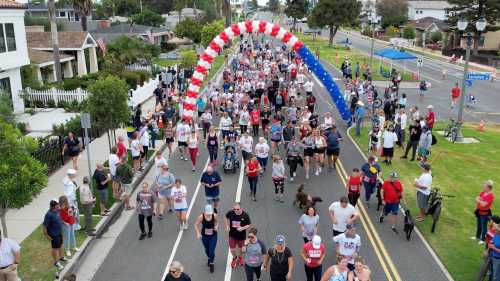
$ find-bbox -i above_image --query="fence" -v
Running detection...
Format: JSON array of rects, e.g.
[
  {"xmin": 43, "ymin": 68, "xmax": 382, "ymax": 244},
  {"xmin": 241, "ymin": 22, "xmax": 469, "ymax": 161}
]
[
  {"xmin": 125, "ymin": 63, "xmax": 152, "ymax": 72},
  {"xmin": 24, "ymin": 87, "xmax": 89, "ymax": 105}
]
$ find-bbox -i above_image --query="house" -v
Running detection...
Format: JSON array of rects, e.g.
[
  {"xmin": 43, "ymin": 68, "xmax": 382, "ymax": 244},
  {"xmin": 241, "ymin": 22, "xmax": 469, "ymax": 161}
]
[
  {"xmin": 90, "ymin": 23, "xmax": 172, "ymax": 46},
  {"xmin": 163, "ymin": 8, "xmax": 206, "ymax": 29},
  {"xmin": 0, "ymin": 0, "xmax": 30, "ymax": 113},
  {"xmin": 407, "ymin": 17, "xmax": 449, "ymax": 47},
  {"xmin": 25, "ymin": 1, "xmax": 80, "ymax": 22},
  {"xmin": 408, "ymin": 1, "xmax": 452, "ymax": 21},
  {"xmin": 26, "ymin": 31, "xmax": 98, "ymax": 80}
]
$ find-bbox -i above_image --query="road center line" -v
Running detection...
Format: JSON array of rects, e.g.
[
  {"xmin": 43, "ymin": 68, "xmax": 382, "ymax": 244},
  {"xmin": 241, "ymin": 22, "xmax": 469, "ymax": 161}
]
[
  {"xmin": 160, "ymin": 157, "xmax": 210, "ymax": 281},
  {"xmin": 311, "ymin": 73, "xmax": 325, "ymax": 88},
  {"xmin": 223, "ymin": 158, "xmax": 245, "ymax": 281}
]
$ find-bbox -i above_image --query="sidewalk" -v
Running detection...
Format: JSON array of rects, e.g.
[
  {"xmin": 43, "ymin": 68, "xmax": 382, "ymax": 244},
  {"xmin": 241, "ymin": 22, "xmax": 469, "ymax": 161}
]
[{"xmin": 7, "ymin": 90, "xmax": 157, "ymax": 243}]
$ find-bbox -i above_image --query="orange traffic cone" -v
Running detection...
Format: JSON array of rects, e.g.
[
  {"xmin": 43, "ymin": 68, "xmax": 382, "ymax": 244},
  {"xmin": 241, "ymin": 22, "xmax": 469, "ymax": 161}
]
[{"xmin": 477, "ymin": 120, "xmax": 485, "ymax": 132}]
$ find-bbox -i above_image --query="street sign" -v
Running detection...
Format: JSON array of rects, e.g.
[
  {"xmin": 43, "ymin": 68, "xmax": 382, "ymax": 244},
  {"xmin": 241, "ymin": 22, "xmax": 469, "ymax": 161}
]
[
  {"xmin": 465, "ymin": 79, "xmax": 473, "ymax": 87},
  {"xmin": 467, "ymin": 72, "xmax": 491, "ymax": 81},
  {"xmin": 417, "ymin": 58, "xmax": 423, "ymax": 67},
  {"xmin": 80, "ymin": 113, "xmax": 91, "ymax": 129}
]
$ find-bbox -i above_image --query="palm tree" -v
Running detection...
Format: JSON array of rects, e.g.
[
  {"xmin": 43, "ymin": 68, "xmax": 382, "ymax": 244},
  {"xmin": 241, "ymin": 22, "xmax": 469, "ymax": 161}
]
[
  {"xmin": 48, "ymin": 0, "xmax": 62, "ymax": 82},
  {"xmin": 72, "ymin": 0, "xmax": 92, "ymax": 31}
]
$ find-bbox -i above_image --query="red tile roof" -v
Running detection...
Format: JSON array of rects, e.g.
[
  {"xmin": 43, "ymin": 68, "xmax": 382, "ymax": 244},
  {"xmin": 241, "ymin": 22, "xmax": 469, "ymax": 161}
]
[{"xmin": 0, "ymin": 0, "xmax": 26, "ymax": 9}]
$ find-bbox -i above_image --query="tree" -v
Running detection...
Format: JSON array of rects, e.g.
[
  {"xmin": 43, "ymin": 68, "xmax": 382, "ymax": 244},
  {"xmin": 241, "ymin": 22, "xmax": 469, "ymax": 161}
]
[
  {"xmin": 0, "ymin": 92, "xmax": 14, "ymax": 124},
  {"xmin": 143, "ymin": 0, "xmax": 174, "ymax": 14},
  {"xmin": 267, "ymin": 0, "xmax": 281, "ymax": 13},
  {"xmin": 201, "ymin": 19, "xmax": 225, "ymax": 47},
  {"xmin": 430, "ymin": 31, "xmax": 443, "ymax": 43},
  {"xmin": 131, "ymin": 9, "xmax": 164, "ymax": 27},
  {"xmin": 106, "ymin": 36, "xmax": 160, "ymax": 65},
  {"xmin": 93, "ymin": 0, "xmax": 141, "ymax": 18},
  {"xmin": 249, "ymin": 0, "xmax": 258, "ymax": 10},
  {"xmin": 180, "ymin": 49, "xmax": 198, "ymax": 68},
  {"xmin": 87, "ymin": 76, "xmax": 130, "ymax": 146},
  {"xmin": 0, "ymin": 119, "xmax": 48, "ymax": 237},
  {"xmin": 72, "ymin": 0, "xmax": 92, "ymax": 31},
  {"xmin": 309, "ymin": 0, "xmax": 361, "ymax": 46},
  {"xmin": 376, "ymin": 0, "xmax": 408, "ymax": 28},
  {"xmin": 285, "ymin": 0, "xmax": 309, "ymax": 31},
  {"xmin": 402, "ymin": 25, "xmax": 416, "ymax": 39},
  {"xmin": 175, "ymin": 17, "xmax": 202, "ymax": 43},
  {"xmin": 385, "ymin": 25, "xmax": 398, "ymax": 37},
  {"xmin": 48, "ymin": 0, "xmax": 62, "ymax": 82},
  {"xmin": 446, "ymin": 0, "xmax": 500, "ymax": 55}
]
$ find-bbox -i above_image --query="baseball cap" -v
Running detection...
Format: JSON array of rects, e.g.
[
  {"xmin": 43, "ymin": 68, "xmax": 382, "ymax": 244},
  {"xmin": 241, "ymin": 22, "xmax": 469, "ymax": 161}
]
[
  {"xmin": 312, "ymin": 235, "xmax": 321, "ymax": 249},
  {"xmin": 389, "ymin": 171, "xmax": 398, "ymax": 178},
  {"xmin": 50, "ymin": 199, "xmax": 59, "ymax": 208},
  {"xmin": 427, "ymin": 105, "xmax": 434, "ymax": 109},
  {"xmin": 204, "ymin": 204, "xmax": 214, "ymax": 215},
  {"xmin": 275, "ymin": 234, "xmax": 286, "ymax": 245}
]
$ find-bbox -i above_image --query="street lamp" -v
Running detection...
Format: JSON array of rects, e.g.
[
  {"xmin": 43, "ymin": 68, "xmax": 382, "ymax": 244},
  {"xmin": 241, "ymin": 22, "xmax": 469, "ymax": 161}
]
[
  {"xmin": 456, "ymin": 17, "xmax": 486, "ymax": 140},
  {"xmin": 369, "ymin": 14, "xmax": 381, "ymax": 71}
]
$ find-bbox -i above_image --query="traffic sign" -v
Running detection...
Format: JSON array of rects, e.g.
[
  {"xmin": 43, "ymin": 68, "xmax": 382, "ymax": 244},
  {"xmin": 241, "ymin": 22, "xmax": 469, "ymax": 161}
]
[
  {"xmin": 80, "ymin": 113, "xmax": 91, "ymax": 129},
  {"xmin": 465, "ymin": 79, "xmax": 473, "ymax": 87},
  {"xmin": 467, "ymin": 72, "xmax": 491, "ymax": 81},
  {"xmin": 417, "ymin": 58, "xmax": 423, "ymax": 67}
]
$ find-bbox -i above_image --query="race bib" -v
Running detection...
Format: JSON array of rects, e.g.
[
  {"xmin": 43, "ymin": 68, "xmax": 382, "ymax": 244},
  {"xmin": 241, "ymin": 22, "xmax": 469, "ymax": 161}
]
[
  {"xmin": 232, "ymin": 220, "xmax": 241, "ymax": 228},
  {"xmin": 204, "ymin": 228, "xmax": 214, "ymax": 235},
  {"xmin": 308, "ymin": 249, "xmax": 321, "ymax": 258},
  {"xmin": 248, "ymin": 256, "xmax": 259, "ymax": 263}
]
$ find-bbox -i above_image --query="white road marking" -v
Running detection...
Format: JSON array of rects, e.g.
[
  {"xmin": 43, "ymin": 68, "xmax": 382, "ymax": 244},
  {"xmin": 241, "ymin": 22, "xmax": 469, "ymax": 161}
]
[
  {"xmin": 223, "ymin": 158, "xmax": 245, "ymax": 281},
  {"xmin": 311, "ymin": 73, "xmax": 325, "ymax": 87},
  {"xmin": 160, "ymin": 157, "xmax": 210, "ymax": 281}
]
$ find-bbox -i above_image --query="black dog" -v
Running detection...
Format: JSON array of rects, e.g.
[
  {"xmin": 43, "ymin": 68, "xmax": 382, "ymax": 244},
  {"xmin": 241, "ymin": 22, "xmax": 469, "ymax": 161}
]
[
  {"xmin": 376, "ymin": 180, "xmax": 384, "ymax": 211},
  {"xmin": 403, "ymin": 208, "xmax": 415, "ymax": 241},
  {"xmin": 293, "ymin": 184, "xmax": 323, "ymax": 209}
]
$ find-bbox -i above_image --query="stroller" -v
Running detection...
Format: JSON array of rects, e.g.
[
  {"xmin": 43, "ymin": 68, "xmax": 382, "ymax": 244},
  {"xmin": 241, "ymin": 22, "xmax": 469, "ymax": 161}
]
[{"xmin": 223, "ymin": 143, "xmax": 239, "ymax": 173}]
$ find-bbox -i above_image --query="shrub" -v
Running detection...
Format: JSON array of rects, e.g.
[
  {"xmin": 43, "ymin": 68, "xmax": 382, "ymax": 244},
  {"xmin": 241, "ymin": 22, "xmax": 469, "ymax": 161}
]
[
  {"xmin": 59, "ymin": 78, "xmax": 87, "ymax": 91},
  {"xmin": 120, "ymin": 71, "xmax": 141, "ymax": 90},
  {"xmin": 46, "ymin": 99, "xmax": 56, "ymax": 108},
  {"xmin": 430, "ymin": 31, "xmax": 442, "ymax": 43},
  {"xmin": 385, "ymin": 25, "xmax": 399, "ymax": 37},
  {"xmin": 402, "ymin": 26, "xmax": 416, "ymax": 39}
]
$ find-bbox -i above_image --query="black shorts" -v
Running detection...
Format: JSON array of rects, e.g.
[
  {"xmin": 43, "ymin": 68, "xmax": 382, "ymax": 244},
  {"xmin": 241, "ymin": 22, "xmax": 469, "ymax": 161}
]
[
  {"xmin": 178, "ymin": 141, "xmax": 188, "ymax": 147},
  {"xmin": 165, "ymin": 137, "xmax": 174, "ymax": 143},
  {"xmin": 383, "ymin": 147, "xmax": 394, "ymax": 157},
  {"xmin": 50, "ymin": 234, "xmax": 63, "ymax": 249},
  {"xmin": 132, "ymin": 155, "xmax": 140, "ymax": 160},
  {"xmin": 326, "ymin": 148, "xmax": 340, "ymax": 156},
  {"xmin": 304, "ymin": 148, "xmax": 314, "ymax": 157},
  {"xmin": 141, "ymin": 146, "xmax": 148, "ymax": 157},
  {"xmin": 314, "ymin": 148, "xmax": 325, "ymax": 154}
]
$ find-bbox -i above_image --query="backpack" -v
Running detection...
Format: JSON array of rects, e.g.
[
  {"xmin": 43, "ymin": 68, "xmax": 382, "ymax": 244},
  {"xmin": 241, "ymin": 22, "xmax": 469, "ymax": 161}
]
[{"xmin": 431, "ymin": 134, "xmax": 437, "ymax": 145}]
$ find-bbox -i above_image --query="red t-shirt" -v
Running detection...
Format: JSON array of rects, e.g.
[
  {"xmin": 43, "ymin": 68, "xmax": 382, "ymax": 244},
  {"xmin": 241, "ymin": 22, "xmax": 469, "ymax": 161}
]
[
  {"xmin": 291, "ymin": 68, "xmax": 297, "ymax": 78},
  {"xmin": 451, "ymin": 87, "xmax": 461, "ymax": 98},
  {"xmin": 477, "ymin": 191, "xmax": 494, "ymax": 211},
  {"xmin": 303, "ymin": 242, "xmax": 325, "ymax": 267},
  {"xmin": 247, "ymin": 160, "xmax": 259, "ymax": 177},
  {"xmin": 117, "ymin": 142, "xmax": 127, "ymax": 158},
  {"xmin": 382, "ymin": 180, "xmax": 403, "ymax": 204},
  {"xmin": 348, "ymin": 176, "xmax": 362, "ymax": 194},
  {"xmin": 250, "ymin": 110, "xmax": 260, "ymax": 125},
  {"xmin": 426, "ymin": 111, "xmax": 435, "ymax": 129},
  {"xmin": 60, "ymin": 208, "xmax": 76, "ymax": 225}
]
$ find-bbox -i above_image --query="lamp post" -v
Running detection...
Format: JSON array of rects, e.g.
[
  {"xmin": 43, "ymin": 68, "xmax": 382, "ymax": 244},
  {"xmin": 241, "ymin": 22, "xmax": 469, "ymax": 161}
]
[
  {"xmin": 369, "ymin": 14, "xmax": 381, "ymax": 71},
  {"xmin": 456, "ymin": 17, "xmax": 486, "ymax": 140}
]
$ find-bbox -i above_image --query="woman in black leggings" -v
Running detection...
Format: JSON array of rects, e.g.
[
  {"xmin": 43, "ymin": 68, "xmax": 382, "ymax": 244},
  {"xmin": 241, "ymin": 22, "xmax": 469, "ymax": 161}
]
[
  {"xmin": 136, "ymin": 182, "xmax": 155, "ymax": 240},
  {"xmin": 206, "ymin": 126, "xmax": 218, "ymax": 164}
]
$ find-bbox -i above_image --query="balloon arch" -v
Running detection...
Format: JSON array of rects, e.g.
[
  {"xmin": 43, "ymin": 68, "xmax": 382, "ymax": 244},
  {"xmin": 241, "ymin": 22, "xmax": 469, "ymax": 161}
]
[{"xmin": 183, "ymin": 20, "xmax": 352, "ymax": 124}]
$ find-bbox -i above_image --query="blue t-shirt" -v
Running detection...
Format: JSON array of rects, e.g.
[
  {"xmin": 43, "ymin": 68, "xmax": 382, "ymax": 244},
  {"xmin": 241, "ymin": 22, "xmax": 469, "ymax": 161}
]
[
  {"xmin": 43, "ymin": 210, "xmax": 63, "ymax": 237},
  {"xmin": 492, "ymin": 234, "xmax": 500, "ymax": 258},
  {"xmin": 361, "ymin": 162, "xmax": 381, "ymax": 181},
  {"xmin": 201, "ymin": 171, "xmax": 222, "ymax": 197}
]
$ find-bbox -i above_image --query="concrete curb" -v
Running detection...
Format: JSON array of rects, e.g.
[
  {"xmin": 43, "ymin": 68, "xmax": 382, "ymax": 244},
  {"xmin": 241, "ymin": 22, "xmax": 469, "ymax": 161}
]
[
  {"xmin": 344, "ymin": 125, "xmax": 455, "ymax": 281},
  {"xmin": 58, "ymin": 142, "xmax": 167, "ymax": 279}
]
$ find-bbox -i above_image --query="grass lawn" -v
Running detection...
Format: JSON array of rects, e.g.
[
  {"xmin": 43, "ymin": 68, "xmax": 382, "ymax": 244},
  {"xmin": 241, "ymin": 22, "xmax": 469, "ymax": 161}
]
[
  {"xmin": 298, "ymin": 34, "xmax": 417, "ymax": 82},
  {"xmin": 350, "ymin": 122, "xmax": 500, "ymax": 281},
  {"xmin": 152, "ymin": 58, "xmax": 179, "ymax": 67},
  {"xmin": 18, "ymin": 217, "xmax": 100, "ymax": 281}
]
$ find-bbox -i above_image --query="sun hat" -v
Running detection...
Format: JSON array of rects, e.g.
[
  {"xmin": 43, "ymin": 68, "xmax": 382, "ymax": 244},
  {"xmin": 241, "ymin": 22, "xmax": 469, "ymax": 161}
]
[{"xmin": 312, "ymin": 235, "xmax": 322, "ymax": 249}]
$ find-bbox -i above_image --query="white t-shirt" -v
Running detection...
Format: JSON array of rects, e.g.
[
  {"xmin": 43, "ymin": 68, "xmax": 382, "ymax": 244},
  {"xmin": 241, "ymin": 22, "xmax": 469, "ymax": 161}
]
[
  {"xmin": 329, "ymin": 202, "xmax": 356, "ymax": 232},
  {"xmin": 333, "ymin": 233, "xmax": 361, "ymax": 264},
  {"xmin": 239, "ymin": 111, "xmax": 250, "ymax": 125},
  {"xmin": 255, "ymin": 142, "xmax": 270, "ymax": 158},
  {"xmin": 297, "ymin": 73, "xmax": 305, "ymax": 84},
  {"xmin": 416, "ymin": 172, "xmax": 433, "ymax": 195},
  {"xmin": 0, "ymin": 238, "xmax": 20, "ymax": 267},
  {"xmin": 108, "ymin": 153, "xmax": 119, "ymax": 176},
  {"xmin": 304, "ymin": 81, "xmax": 313, "ymax": 92},
  {"xmin": 220, "ymin": 117, "xmax": 233, "ymax": 131},
  {"xmin": 188, "ymin": 135, "xmax": 198, "ymax": 149},
  {"xmin": 154, "ymin": 156, "xmax": 167, "ymax": 177},
  {"xmin": 201, "ymin": 112, "xmax": 212, "ymax": 124},
  {"xmin": 382, "ymin": 131, "xmax": 398, "ymax": 148},
  {"xmin": 176, "ymin": 124, "xmax": 191, "ymax": 142},
  {"xmin": 171, "ymin": 185, "xmax": 188, "ymax": 210},
  {"xmin": 396, "ymin": 113, "xmax": 408, "ymax": 129},
  {"xmin": 239, "ymin": 136, "xmax": 253, "ymax": 152},
  {"xmin": 130, "ymin": 139, "xmax": 141, "ymax": 157},
  {"xmin": 140, "ymin": 130, "xmax": 149, "ymax": 146}
]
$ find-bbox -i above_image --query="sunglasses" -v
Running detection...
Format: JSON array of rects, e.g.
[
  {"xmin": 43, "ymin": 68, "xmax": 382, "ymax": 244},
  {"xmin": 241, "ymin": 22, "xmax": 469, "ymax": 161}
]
[
  {"xmin": 170, "ymin": 270, "xmax": 179, "ymax": 274},
  {"xmin": 233, "ymin": 208, "xmax": 241, "ymax": 211}
]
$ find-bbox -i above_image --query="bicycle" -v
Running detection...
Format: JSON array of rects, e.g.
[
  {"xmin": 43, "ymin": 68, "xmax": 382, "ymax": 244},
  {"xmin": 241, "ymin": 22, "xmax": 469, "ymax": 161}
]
[
  {"xmin": 443, "ymin": 118, "xmax": 461, "ymax": 143},
  {"xmin": 426, "ymin": 187, "xmax": 455, "ymax": 233}
]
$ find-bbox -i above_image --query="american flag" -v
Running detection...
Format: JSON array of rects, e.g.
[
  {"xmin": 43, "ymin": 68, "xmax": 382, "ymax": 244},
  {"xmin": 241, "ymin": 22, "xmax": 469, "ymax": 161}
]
[
  {"xmin": 96, "ymin": 37, "xmax": 107, "ymax": 55},
  {"xmin": 146, "ymin": 29, "xmax": 154, "ymax": 44}
]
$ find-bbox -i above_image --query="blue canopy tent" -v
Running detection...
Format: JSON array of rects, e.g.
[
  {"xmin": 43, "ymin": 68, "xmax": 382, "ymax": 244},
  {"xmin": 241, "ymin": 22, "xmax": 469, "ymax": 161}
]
[{"xmin": 374, "ymin": 48, "xmax": 417, "ymax": 78}]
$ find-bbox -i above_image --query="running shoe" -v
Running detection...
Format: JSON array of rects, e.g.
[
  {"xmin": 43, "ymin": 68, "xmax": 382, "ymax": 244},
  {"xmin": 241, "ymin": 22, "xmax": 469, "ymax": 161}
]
[
  {"xmin": 55, "ymin": 261, "xmax": 64, "ymax": 270},
  {"xmin": 209, "ymin": 263, "xmax": 214, "ymax": 273},
  {"xmin": 231, "ymin": 257, "xmax": 238, "ymax": 268},
  {"xmin": 239, "ymin": 256, "xmax": 244, "ymax": 266}
]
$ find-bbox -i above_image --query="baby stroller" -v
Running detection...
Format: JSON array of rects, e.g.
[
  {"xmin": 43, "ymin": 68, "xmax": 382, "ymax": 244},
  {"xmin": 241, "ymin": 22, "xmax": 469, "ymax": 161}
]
[{"xmin": 223, "ymin": 143, "xmax": 239, "ymax": 173}]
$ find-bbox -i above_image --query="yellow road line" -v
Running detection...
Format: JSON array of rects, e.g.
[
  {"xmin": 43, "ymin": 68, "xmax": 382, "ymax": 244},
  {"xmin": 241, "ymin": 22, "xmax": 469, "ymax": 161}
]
[
  {"xmin": 337, "ymin": 160, "xmax": 403, "ymax": 281},
  {"xmin": 335, "ymin": 164, "xmax": 395, "ymax": 281}
]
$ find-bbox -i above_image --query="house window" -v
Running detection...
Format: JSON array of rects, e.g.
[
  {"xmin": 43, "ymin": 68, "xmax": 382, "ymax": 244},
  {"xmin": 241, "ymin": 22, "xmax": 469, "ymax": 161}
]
[
  {"xmin": 5, "ymin": 23, "xmax": 16, "ymax": 52},
  {"xmin": 0, "ymin": 77, "xmax": 11, "ymax": 95},
  {"xmin": 0, "ymin": 24, "xmax": 5, "ymax": 53},
  {"xmin": 59, "ymin": 11, "xmax": 66, "ymax": 18}
]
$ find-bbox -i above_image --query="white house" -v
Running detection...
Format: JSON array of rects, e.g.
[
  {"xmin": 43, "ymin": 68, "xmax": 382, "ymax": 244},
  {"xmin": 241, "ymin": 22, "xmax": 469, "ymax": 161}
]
[
  {"xmin": 408, "ymin": 1, "xmax": 453, "ymax": 21},
  {"xmin": 0, "ymin": 0, "xmax": 29, "ymax": 113},
  {"xmin": 163, "ymin": 8, "xmax": 206, "ymax": 29}
]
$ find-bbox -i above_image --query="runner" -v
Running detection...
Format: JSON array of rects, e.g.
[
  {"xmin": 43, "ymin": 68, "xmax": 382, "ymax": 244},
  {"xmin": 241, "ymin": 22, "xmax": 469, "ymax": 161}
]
[
  {"xmin": 313, "ymin": 129, "xmax": 326, "ymax": 176},
  {"xmin": 176, "ymin": 119, "xmax": 191, "ymax": 161},
  {"xmin": 263, "ymin": 234, "xmax": 294, "ymax": 281},
  {"xmin": 171, "ymin": 179, "xmax": 188, "ymax": 230},
  {"xmin": 136, "ymin": 182, "xmax": 155, "ymax": 240},
  {"xmin": 154, "ymin": 151, "xmax": 168, "ymax": 177},
  {"xmin": 206, "ymin": 126, "xmax": 219, "ymax": 164},
  {"xmin": 200, "ymin": 165, "xmax": 223, "ymax": 213},
  {"xmin": 164, "ymin": 121, "xmax": 175, "ymax": 157},
  {"xmin": 320, "ymin": 255, "xmax": 349, "ymax": 281},
  {"xmin": 271, "ymin": 155, "xmax": 286, "ymax": 202},
  {"xmin": 194, "ymin": 205, "xmax": 218, "ymax": 273},
  {"xmin": 239, "ymin": 105, "xmax": 251, "ymax": 134},
  {"xmin": 303, "ymin": 131, "xmax": 315, "ymax": 180},
  {"xmin": 301, "ymin": 235, "xmax": 325, "ymax": 281},
  {"xmin": 255, "ymin": 137, "xmax": 270, "ymax": 173},
  {"xmin": 200, "ymin": 108, "xmax": 213, "ymax": 140},
  {"xmin": 155, "ymin": 164, "xmax": 176, "ymax": 220},
  {"xmin": 250, "ymin": 107, "xmax": 261, "ymax": 137},
  {"xmin": 246, "ymin": 154, "xmax": 262, "ymax": 201},
  {"xmin": 225, "ymin": 203, "xmax": 252, "ymax": 268},
  {"xmin": 346, "ymin": 168, "xmax": 362, "ymax": 206},
  {"xmin": 187, "ymin": 130, "xmax": 199, "ymax": 171},
  {"xmin": 299, "ymin": 206, "xmax": 320, "ymax": 243},
  {"xmin": 239, "ymin": 130, "xmax": 254, "ymax": 162},
  {"xmin": 380, "ymin": 172, "xmax": 404, "ymax": 233},
  {"xmin": 360, "ymin": 156, "xmax": 381, "ymax": 204},
  {"xmin": 270, "ymin": 118, "xmax": 283, "ymax": 153},
  {"xmin": 286, "ymin": 136, "xmax": 303, "ymax": 182},
  {"xmin": 329, "ymin": 196, "xmax": 358, "ymax": 237},
  {"xmin": 242, "ymin": 228, "xmax": 266, "ymax": 281},
  {"xmin": 333, "ymin": 225, "xmax": 361, "ymax": 271}
]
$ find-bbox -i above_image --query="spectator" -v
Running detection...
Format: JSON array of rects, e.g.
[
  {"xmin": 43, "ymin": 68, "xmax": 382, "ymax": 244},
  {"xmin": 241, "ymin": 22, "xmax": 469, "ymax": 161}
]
[
  {"xmin": 321, "ymin": 255, "xmax": 349, "ymax": 281},
  {"xmin": 59, "ymin": 195, "xmax": 78, "ymax": 257},
  {"xmin": 417, "ymin": 126, "xmax": 433, "ymax": 162},
  {"xmin": 116, "ymin": 136, "xmax": 127, "ymax": 159},
  {"xmin": 380, "ymin": 172, "xmax": 403, "ymax": 233},
  {"xmin": 301, "ymin": 235, "xmax": 325, "ymax": 281},
  {"xmin": 333, "ymin": 225, "xmax": 361, "ymax": 271},
  {"xmin": 0, "ymin": 229, "xmax": 21, "ymax": 281},
  {"xmin": 164, "ymin": 261, "xmax": 192, "ymax": 281},
  {"xmin": 62, "ymin": 169, "xmax": 78, "ymax": 207},
  {"xmin": 361, "ymin": 156, "xmax": 381, "ymax": 204},
  {"xmin": 349, "ymin": 257, "xmax": 371, "ymax": 281},
  {"xmin": 394, "ymin": 108, "xmax": 407, "ymax": 147},
  {"xmin": 425, "ymin": 105, "xmax": 435, "ymax": 130},
  {"xmin": 93, "ymin": 163, "xmax": 111, "ymax": 216},
  {"xmin": 242, "ymin": 228, "xmax": 267, "ymax": 281},
  {"xmin": 61, "ymin": 131, "xmax": 80, "ymax": 170},
  {"xmin": 116, "ymin": 156, "xmax": 135, "ymax": 210},
  {"xmin": 79, "ymin": 176, "xmax": 96, "ymax": 236},
  {"xmin": 354, "ymin": 101, "xmax": 365, "ymax": 136},
  {"xmin": 401, "ymin": 119, "xmax": 422, "ymax": 161},
  {"xmin": 263, "ymin": 234, "xmax": 294, "ymax": 281},
  {"xmin": 414, "ymin": 163, "xmax": 433, "ymax": 222},
  {"xmin": 472, "ymin": 180, "xmax": 495, "ymax": 244},
  {"xmin": 109, "ymin": 146, "xmax": 121, "ymax": 200},
  {"xmin": 43, "ymin": 200, "xmax": 67, "ymax": 271},
  {"xmin": 329, "ymin": 196, "xmax": 358, "ymax": 237},
  {"xmin": 382, "ymin": 124, "xmax": 398, "ymax": 165}
]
